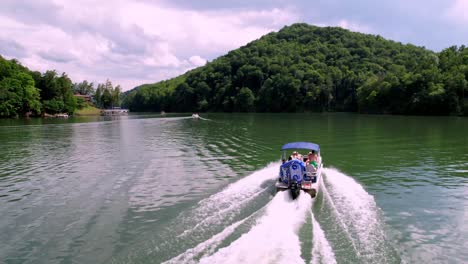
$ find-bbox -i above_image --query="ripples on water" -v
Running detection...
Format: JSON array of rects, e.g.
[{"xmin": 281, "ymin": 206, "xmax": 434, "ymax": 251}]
[
  {"xmin": 0, "ymin": 115, "xmax": 273, "ymax": 263},
  {"xmin": 0, "ymin": 113, "xmax": 467, "ymax": 263}
]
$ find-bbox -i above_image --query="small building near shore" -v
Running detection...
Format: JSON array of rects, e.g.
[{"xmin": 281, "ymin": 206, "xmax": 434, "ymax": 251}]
[{"xmin": 74, "ymin": 94, "xmax": 92, "ymax": 102}]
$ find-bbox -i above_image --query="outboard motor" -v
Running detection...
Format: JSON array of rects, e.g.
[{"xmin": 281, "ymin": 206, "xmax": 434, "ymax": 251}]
[{"xmin": 289, "ymin": 180, "xmax": 301, "ymax": 199}]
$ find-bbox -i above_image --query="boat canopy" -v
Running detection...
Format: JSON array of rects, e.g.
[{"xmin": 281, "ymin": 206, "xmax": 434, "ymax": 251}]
[{"xmin": 280, "ymin": 142, "xmax": 320, "ymax": 152}]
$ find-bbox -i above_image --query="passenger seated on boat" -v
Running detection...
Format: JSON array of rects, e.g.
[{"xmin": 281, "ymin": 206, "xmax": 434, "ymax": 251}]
[
  {"xmin": 308, "ymin": 150, "xmax": 318, "ymax": 161},
  {"xmin": 292, "ymin": 151, "xmax": 303, "ymax": 160},
  {"xmin": 292, "ymin": 151, "xmax": 298, "ymax": 159},
  {"xmin": 308, "ymin": 151, "xmax": 319, "ymax": 168}
]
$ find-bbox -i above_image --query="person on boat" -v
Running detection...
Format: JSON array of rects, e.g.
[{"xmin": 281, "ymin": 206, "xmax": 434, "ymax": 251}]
[
  {"xmin": 308, "ymin": 151, "xmax": 319, "ymax": 168},
  {"xmin": 292, "ymin": 151, "xmax": 303, "ymax": 160},
  {"xmin": 291, "ymin": 151, "xmax": 298, "ymax": 159}
]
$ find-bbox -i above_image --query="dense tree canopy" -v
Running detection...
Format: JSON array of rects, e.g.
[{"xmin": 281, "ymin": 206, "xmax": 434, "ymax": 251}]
[
  {"xmin": 0, "ymin": 55, "xmax": 123, "ymax": 117},
  {"xmin": 73, "ymin": 80, "xmax": 94, "ymax": 96},
  {"xmin": 0, "ymin": 58, "xmax": 41, "ymax": 117},
  {"xmin": 123, "ymin": 23, "xmax": 468, "ymax": 115},
  {"xmin": 95, "ymin": 80, "xmax": 121, "ymax": 109}
]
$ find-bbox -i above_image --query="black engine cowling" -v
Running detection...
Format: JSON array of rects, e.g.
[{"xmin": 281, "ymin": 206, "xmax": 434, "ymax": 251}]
[{"xmin": 289, "ymin": 181, "xmax": 301, "ymax": 200}]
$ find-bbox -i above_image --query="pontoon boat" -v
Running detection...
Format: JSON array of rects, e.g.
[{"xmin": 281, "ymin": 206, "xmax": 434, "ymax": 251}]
[{"xmin": 275, "ymin": 142, "xmax": 322, "ymax": 199}]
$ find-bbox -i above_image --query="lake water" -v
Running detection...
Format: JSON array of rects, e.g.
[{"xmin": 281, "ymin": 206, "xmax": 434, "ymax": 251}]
[{"xmin": 0, "ymin": 113, "xmax": 467, "ymax": 264}]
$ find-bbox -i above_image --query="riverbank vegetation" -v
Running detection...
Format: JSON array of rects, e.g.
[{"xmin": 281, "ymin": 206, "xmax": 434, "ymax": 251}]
[
  {"xmin": 0, "ymin": 56, "xmax": 122, "ymax": 117},
  {"xmin": 75, "ymin": 104, "xmax": 101, "ymax": 116},
  {"xmin": 124, "ymin": 23, "xmax": 468, "ymax": 115}
]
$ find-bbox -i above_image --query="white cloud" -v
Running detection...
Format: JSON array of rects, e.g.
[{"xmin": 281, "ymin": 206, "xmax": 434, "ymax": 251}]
[
  {"xmin": 337, "ymin": 19, "xmax": 373, "ymax": 34},
  {"xmin": 445, "ymin": 0, "xmax": 468, "ymax": 25},
  {"xmin": 119, "ymin": 3, "xmax": 298, "ymax": 55},
  {"xmin": 189, "ymin": 56, "xmax": 207, "ymax": 67},
  {"xmin": 0, "ymin": 0, "xmax": 299, "ymax": 90}
]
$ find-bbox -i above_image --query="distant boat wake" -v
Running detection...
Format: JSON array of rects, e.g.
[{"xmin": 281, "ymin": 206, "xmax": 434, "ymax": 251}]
[
  {"xmin": 193, "ymin": 115, "xmax": 210, "ymax": 121},
  {"xmin": 162, "ymin": 165, "xmax": 399, "ymax": 264},
  {"xmin": 183, "ymin": 114, "xmax": 210, "ymax": 121}
]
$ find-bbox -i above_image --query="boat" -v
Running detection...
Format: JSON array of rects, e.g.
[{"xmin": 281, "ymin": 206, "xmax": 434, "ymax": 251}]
[
  {"xmin": 275, "ymin": 142, "xmax": 323, "ymax": 199},
  {"xmin": 192, "ymin": 113, "xmax": 200, "ymax": 119},
  {"xmin": 100, "ymin": 107, "xmax": 129, "ymax": 116},
  {"xmin": 55, "ymin": 113, "xmax": 69, "ymax": 118}
]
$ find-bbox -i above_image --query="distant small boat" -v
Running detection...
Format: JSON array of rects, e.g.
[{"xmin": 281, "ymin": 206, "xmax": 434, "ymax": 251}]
[
  {"xmin": 100, "ymin": 107, "xmax": 129, "ymax": 116},
  {"xmin": 55, "ymin": 113, "xmax": 69, "ymax": 118},
  {"xmin": 192, "ymin": 113, "xmax": 200, "ymax": 119}
]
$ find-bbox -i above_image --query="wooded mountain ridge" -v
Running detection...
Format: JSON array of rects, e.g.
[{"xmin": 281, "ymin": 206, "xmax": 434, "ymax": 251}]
[{"xmin": 124, "ymin": 23, "xmax": 468, "ymax": 115}]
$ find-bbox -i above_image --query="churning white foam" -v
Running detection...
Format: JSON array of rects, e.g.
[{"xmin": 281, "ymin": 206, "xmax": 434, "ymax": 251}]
[
  {"xmin": 163, "ymin": 218, "xmax": 248, "ymax": 264},
  {"xmin": 176, "ymin": 162, "xmax": 280, "ymax": 238},
  {"xmin": 321, "ymin": 167, "xmax": 391, "ymax": 263},
  {"xmin": 310, "ymin": 211, "xmax": 337, "ymax": 264},
  {"xmin": 197, "ymin": 191, "xmax": 312, "ymax": 264},
  {"xmin": 165, "ymin": 165, "xmax": 394, "ymax": 264}
]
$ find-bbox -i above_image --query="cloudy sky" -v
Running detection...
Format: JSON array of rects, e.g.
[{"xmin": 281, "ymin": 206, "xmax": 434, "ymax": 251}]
[{"xmin": 0, "ymin": 0, "xmax": 467, "ymax": 91}]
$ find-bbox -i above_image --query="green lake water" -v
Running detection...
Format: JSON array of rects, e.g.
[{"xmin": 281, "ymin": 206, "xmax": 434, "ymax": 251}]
[{"xmin": 0, "ymin": 113, "xmax": 467, "ymax": 263}]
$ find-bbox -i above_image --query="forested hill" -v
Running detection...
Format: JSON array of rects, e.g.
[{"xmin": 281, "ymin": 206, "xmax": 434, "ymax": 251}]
[
  {"xmin": 0, "ymin": 56, "xmax": 123, "ymax": 118},
  {"xmin": 124, "ymin": 23, "xmax": 468, "ymax": 115}
]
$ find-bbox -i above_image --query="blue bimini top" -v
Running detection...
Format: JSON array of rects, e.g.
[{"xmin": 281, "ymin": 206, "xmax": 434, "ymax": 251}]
[{"xmin": 280, "ymin": 142, "xmax": 320, "ymax": 152}]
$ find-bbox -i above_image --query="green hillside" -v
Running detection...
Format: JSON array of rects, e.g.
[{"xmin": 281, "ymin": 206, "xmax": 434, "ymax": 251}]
[
  {"xmin": 0, "ymin": 56, "xmax": 82, "ymax": 117},
  {"xmin": 0, "ymin": 56, "xmax": 124, "ymax": 118},
  {"xmin": 124, "ymin": 23, "xmax": 468, "ymax": 115}
]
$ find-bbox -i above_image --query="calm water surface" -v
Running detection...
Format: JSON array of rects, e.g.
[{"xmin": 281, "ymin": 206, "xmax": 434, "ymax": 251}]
[{"xmin": 0, "ymin": 113, "xmax": 467, "ymax": 263}]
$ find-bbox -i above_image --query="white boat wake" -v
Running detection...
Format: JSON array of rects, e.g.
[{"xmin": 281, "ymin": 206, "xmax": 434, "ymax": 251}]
[
  {"xmin": 163, "ymin": 166, "xmax": 397, "ymax": 264},
  {"xmin": 320, "ymin": 168, "xmax": 399, "ymax": 263},
  {"xmin": 175, "ymin": 162, "xmax": 279, "ymax": 239},
  {"xmin": 198, "ymin": 191, "xmax": 311, "ymax": 264},
  {"xmin": 165, "ymin": 191, "xmax": 313, "ymax": 264},
  {"xmin": 311, "ymin": 211, "xmax": 337, "ymax": 264}
]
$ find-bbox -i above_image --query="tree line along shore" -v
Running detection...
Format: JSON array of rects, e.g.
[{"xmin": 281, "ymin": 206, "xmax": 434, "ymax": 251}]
[{"xmin": 0, "ymin": 56, "xmax": 122, "ymax": 118}]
